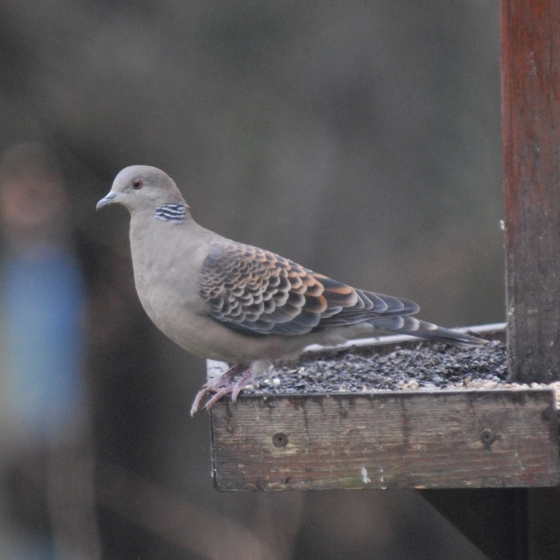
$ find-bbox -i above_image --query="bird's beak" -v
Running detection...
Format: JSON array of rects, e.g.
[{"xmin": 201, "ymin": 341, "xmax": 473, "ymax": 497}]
[{"xmin": 96, "ymin": 192, "xmax": 118, "ymax": 210}]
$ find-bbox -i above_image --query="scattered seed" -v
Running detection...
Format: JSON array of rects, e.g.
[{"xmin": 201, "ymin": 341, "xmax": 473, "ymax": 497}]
[{"xmin": 238, "ymin": 339, "xmax": 558, "ymax": 407}]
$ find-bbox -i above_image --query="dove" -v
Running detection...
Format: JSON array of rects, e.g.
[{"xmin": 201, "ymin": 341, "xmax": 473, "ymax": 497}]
[{"xmin": 97, "ymin": 165, "xmax": 487, "ymax": 414}]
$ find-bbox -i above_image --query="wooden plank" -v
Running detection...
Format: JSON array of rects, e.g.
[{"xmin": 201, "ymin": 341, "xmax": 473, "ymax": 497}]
[
  {"xmin": 211, "ymin": 390, "xmax": 559, "ymax": 491},
  {"xmin": 502, "ymin": 0, "xmax": 560, "ymax": 384}
]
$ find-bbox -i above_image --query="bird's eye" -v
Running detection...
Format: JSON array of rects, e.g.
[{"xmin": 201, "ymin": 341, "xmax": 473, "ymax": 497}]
[{"xmin": 132, "ymin": 179, "xmax": 143, "ymax": 190}]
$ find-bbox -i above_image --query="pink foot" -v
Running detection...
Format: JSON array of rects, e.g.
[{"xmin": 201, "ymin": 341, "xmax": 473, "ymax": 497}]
[
  {"xmin": 190, "ymin": 364, "xmax": 252, "ymax": 415},
  {"xmin": 204, "ymin": 369, "xmax": 255, "ymax": 410}
]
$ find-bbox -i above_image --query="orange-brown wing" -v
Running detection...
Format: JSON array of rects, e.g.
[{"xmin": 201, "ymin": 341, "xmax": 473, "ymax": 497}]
[{"xmin": 198, "ymin": 241, "xmax": 419, "ymax": 336}]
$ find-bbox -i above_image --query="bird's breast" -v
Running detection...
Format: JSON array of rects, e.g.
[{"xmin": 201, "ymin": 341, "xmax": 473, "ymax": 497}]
[{"xmin": 129, "ymin": 219, "xmax": 208, "ymax": 328}]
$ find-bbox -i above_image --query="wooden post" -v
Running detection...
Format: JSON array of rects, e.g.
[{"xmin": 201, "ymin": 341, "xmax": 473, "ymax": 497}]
[{"xmin": 502, "ymin": 0, "xmax": 560, "ymax": 384}]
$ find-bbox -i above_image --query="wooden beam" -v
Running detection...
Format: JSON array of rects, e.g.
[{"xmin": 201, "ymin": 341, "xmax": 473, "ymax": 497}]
[
  {"xmin": 421, "ymin": 488, "xmax": 527, "ymax": 560},
  {"xmin": 210, "ymin": 390, "xmax": 558, "ymax": 491},
  {"xmin": 502, "ymin": 0, "xmax": 560, "ymax": 384},
  {"xmin": 420, "ymin": 486, "xmax": 560, "ymax": 560}
]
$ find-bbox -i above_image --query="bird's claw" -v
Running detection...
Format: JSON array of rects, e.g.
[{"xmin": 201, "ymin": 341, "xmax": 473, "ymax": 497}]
[
  {"xmin": 190, "ymin": 365, "xmax": 252, "ymax": 415},
  {"xmin": 203, "ymin": 387, "xmax": 233, "ymax": 411}
]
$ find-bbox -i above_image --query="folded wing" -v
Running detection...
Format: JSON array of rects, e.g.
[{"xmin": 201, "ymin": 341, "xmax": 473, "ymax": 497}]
[{"xmin": 198, "ymin": 241, "xmax": 420, "ymax": 337}]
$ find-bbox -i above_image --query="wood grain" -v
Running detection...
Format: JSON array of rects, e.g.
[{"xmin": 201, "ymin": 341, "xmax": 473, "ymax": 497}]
[
  {"xmin": 211, "ymin": 389, "xmax": 559, "ymax": 491},
  {"xmin": 502, "ymin": 0, "xmax": 560, "ymax": 383}
]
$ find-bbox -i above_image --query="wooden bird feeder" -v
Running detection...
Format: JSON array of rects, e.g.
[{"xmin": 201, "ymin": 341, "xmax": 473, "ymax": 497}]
[{"xmin": 208, "ymin": 1, "xmax": 560, "ymax": 558}]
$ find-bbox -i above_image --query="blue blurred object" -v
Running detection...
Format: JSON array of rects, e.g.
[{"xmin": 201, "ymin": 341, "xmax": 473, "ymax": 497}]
[{"xmin": 2, "ymin": 245, "xmax": 86, "ymax": 435}]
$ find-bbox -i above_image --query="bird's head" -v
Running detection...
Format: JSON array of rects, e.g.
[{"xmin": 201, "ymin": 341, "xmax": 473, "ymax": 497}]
[{"xmin": 97, "ymin": 165, "xmax": 187, "ymax": 214}]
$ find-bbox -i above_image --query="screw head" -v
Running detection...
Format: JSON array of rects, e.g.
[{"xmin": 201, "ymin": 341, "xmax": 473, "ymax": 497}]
[
  {"xmin": 272, "ymin": 432, "xmax": 288, "ymax": 447},
  {"xmin": 480, "ymin": 428, "xmax": 496, "ymax": 446}
]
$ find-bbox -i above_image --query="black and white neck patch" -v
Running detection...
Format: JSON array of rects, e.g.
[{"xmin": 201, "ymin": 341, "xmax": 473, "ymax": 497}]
[{"xmin": 154, "ymin": 203, "xmax": 186, "ymax": 222}]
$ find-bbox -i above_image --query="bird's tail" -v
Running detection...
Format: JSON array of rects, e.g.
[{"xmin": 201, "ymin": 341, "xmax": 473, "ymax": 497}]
[{"xmin": 369, "ymin": 316, "xmax": 488, "ymax": 346}]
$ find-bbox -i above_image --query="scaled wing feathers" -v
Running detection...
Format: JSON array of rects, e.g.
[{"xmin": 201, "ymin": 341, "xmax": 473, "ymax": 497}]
[{"xmin": 198, "ymin": 242, "xmax": 419, "ymax": 337}]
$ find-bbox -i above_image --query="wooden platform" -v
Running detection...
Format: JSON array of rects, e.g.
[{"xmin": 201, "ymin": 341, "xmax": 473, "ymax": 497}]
[{"xmin": 211, "ymin": 388, "xmax": 558, "ymax": 491}]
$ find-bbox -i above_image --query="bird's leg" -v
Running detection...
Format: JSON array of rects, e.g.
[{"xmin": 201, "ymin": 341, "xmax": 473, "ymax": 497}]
[{"xmin": 190, "ymin": 364, "xmax": 250, "ymax": 415}]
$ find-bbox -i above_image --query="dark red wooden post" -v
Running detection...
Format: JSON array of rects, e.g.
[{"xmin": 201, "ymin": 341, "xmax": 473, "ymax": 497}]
[{"xmin": 502, "ymin": 0, "xmax": 560, "ymax": 384}]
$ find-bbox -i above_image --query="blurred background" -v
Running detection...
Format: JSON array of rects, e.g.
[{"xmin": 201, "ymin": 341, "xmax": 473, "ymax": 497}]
[{"xmin": 0, "ymin": 0, "xmax": 503, "ymax": 558}]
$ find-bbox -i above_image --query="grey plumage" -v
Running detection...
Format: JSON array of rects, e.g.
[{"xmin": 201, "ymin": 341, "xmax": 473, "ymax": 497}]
[{"xmin": 97, "ymin": 165, "xmax": 487, "ymax": 414}]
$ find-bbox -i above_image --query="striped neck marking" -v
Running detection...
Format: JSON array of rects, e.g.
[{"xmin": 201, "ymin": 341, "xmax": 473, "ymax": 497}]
[{"xmin": 155, "ymin": 203, "xmax": 186, "ymax": 222}]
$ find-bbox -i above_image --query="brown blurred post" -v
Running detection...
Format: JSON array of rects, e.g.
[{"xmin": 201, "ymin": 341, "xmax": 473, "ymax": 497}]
[{"xmin": 502, "ymin": 0, "xmax": 560, "ymax": 384}]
